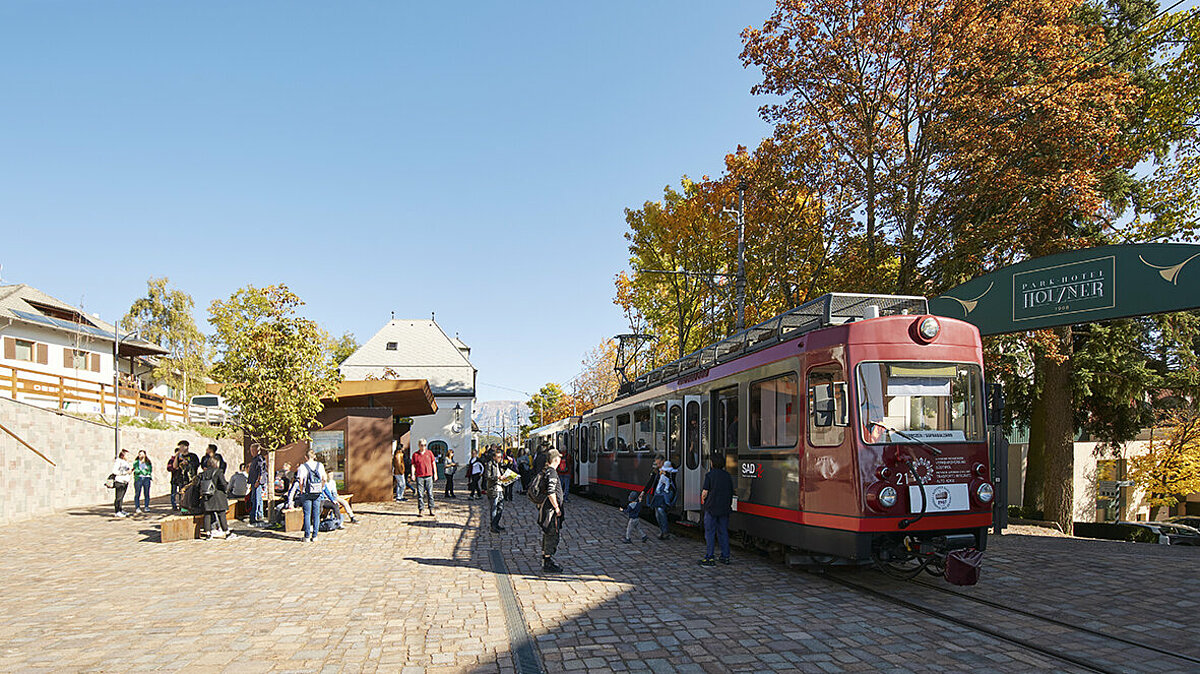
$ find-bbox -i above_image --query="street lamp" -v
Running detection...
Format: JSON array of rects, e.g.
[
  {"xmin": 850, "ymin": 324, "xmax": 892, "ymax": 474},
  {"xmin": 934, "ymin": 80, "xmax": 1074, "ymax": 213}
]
[{"xmin": 112, "ymin": 327, "xmax": 142, "ymax": 458}]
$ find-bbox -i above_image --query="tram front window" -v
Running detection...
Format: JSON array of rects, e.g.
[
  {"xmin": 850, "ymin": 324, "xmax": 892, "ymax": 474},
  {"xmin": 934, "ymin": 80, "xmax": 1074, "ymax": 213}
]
[{"xmin": 856, "ymin": 362, "xmax": 984, "ymax": 444}]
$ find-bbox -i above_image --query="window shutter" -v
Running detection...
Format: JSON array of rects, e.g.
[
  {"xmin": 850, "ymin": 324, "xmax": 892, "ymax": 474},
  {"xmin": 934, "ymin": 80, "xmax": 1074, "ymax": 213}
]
[
  {"xmin": 36, "ymin": 343, "xmax": 48, "ymax": 365},
  {"xmin": 90, "ymin": 354, "xmax": 101, "ymax": 372},
  {"xmin": 64, "ymin": 348, "xmax": 73, "ymax": 368},
  {"xmin": 4, "ymin": 337, "xmax": 15, "ymax": 360}
]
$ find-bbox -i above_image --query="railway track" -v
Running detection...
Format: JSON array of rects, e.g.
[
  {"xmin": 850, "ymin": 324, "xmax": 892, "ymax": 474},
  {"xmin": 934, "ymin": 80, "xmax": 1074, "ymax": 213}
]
[
  {"xmin": 581, "ymin": 490, "xmax": 1197, "ymax": 672},
  {"xmin": 822, "ymin": 571, "xmax": 1200, "ymax": 674}
]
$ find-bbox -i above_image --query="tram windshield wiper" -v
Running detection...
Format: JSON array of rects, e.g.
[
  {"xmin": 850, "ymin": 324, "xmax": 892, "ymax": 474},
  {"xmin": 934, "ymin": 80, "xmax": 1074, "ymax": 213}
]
[{"xmin": 867, "ymin": 422, "xmax": 943, "ymax": 455}]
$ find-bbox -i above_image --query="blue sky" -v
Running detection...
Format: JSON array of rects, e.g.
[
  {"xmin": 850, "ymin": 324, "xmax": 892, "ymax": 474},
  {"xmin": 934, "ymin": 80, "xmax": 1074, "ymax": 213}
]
[{"xmin": 0, "ymin": 1, "xmax": 775, "ymax": 401}]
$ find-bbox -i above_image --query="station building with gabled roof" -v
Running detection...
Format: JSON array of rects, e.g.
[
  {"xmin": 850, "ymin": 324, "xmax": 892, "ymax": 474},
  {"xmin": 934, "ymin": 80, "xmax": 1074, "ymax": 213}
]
[{"xmin": 339, "ymin": 317, "xmax": 477, "ymax": 465}]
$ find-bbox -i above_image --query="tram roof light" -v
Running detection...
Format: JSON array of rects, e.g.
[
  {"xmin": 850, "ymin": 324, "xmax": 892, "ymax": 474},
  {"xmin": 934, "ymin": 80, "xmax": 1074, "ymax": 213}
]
[{"xmin": 918, "ymin": 316, "xmax": 940, "ymax": 341}]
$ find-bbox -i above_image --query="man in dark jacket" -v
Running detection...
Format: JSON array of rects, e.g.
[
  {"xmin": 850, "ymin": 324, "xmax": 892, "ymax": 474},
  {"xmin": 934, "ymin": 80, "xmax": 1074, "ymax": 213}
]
[
  {"xmin": 247, "ymin": 444, "xmax": 268, "ymax": 527},
  {"xmin": 168, "ymin": 441, "xmax": 188, "ymax": 511},
  {"xmin": 539, "ymin": 450, "xmax": 565, "ymax": 572},
  {"xmin": 199, "ymin": 455, "xmax": 235, "ymax": 540},
  {"xmin": 699, "ymin": 452, "xmax": 734, "ymax": 566},
  {"xmin": 205, "ymin": 444, "xmax": 227, "ymax": 473},
  {"xmin": 484, "ymin": 446, "xmax": 506, "ymax": 533}
]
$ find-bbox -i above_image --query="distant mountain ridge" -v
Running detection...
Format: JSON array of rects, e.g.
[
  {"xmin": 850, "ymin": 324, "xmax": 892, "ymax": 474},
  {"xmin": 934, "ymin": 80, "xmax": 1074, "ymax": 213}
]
[{"xmin": 473, "ymin": 400, "xmax": 530, "ymax": 431}]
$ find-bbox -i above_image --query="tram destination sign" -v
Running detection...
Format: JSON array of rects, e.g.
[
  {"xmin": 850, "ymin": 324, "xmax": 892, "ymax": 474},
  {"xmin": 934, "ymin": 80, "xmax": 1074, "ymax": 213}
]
[{"xmin": 930, "ymin": 243, "xmax": 1200, "ymax": 335}]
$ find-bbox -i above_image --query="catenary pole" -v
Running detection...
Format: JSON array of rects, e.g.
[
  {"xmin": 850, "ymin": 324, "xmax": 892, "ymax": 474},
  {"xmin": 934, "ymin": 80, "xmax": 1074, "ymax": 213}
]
[{"xmin": 735, "ymin": 180, "xmax": 747, "ymax": 332}]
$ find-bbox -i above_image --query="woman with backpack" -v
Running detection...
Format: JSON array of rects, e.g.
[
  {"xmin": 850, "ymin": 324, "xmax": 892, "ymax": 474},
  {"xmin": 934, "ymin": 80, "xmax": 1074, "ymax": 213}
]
[
  {"xmin": 296, "ymin": 448, "xmax": 328, "ymax": 542},
  {"xmin": 199, "ymin": 455, "xmax": 235, "ymax": 540},
  {"xmin": 111, "ymin": 449, "xmax": 134, "ymax": 517}
]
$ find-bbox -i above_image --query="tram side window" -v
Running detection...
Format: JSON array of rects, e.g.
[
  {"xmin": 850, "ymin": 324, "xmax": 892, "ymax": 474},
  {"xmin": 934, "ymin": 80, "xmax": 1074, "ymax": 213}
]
[
  {"xmin": 654, "ymin": 402, "xmax": 667, "ymax": 453},
  {"xmin": 750, "ymin": 373, "xmax": 799, "ymax": 448},
  {"xmin": 713, "ymin": 386, "xmax": 738, "ymax": 452},
  {"xmin": 615, "ymin": 413, "xmax": 632, "ymax": 453},
  {"xmin": 579, "ymin": 427, "xmax": 589, "ymax": 462},
  {"xmin": 808, "ymin": 365, "xmax": 847, "ymax": 447},
  {"xmin": 668, "ymin": 404, "xmax": 682, "ymax": 468},
  {"xmin": 634, "ymin": 406, "xmax": 652, "ymax": 452},
  {"xmin": 602, "ymin": 417, "xmax": 615, "ymax": 453}
]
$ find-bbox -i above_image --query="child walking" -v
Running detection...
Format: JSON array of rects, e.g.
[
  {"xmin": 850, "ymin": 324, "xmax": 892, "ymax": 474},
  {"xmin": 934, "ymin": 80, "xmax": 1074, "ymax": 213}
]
[{"xmin": 622, "ymin": 490, "xmax": 649, "ymax": 543}]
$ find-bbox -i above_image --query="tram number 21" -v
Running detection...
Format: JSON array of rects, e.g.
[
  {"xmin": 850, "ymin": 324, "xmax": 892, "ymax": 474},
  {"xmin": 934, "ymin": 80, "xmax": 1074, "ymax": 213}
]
[{"xmin": 740, "ymin": 462, "xmax": 763, "ymax": 479}]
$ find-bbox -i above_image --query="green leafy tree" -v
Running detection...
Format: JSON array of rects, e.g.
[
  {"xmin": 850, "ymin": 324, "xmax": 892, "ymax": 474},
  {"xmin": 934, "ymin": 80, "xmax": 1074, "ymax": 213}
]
[
  {"xmin": 331, "ymin": 332, "xmax": 359, "ymax": 366},
  {"xmin": 121, "ymin": 277, "xmax": 208, "ymax": 399},
  {"xmin": 208, "ymin": 284, "xmax": 341, "ymax": 451},
  {"xmin": 526, "ymin": 383, "xmax": 567, "ymax": 428},
  {"xmin": 1129, "ymin": 407, "xmax": 1200, "ymax": 519}
]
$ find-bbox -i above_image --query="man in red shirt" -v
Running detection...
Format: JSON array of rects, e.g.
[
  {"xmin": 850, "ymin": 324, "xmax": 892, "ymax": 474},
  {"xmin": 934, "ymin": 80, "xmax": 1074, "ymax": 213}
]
[{"xmin": 409, "ymin": 438, "xmax": 437, "ymax": 517}]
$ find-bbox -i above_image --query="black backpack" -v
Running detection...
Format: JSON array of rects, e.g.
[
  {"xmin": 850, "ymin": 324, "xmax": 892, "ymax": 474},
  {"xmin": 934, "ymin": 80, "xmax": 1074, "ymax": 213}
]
[
  {"xmin": 199, "ymin": 472, "xmax": 216, "ymax": 498},
  {"xmin": 527, "ymin": 470, "xmax": 548, "ymax": 505}
]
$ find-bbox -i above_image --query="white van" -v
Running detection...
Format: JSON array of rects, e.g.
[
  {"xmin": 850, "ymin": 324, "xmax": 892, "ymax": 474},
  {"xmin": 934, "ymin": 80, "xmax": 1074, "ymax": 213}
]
[{"xmin": 190, "ymin": 394, "xmax": 234, "ymax": 425}]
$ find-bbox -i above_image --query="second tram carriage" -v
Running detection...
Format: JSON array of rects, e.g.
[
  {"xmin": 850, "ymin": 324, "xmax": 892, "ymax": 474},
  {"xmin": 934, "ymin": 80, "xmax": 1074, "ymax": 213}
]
[{"xmin": 527, "ymin": 293, "xmax": 997, "ymax": 578}]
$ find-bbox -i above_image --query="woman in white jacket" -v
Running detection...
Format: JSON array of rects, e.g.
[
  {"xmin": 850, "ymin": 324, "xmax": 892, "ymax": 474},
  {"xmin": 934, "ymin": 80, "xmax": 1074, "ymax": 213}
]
[{"xmin": 112, "ymin": 449, "xmax": 134, "ymax": 517}]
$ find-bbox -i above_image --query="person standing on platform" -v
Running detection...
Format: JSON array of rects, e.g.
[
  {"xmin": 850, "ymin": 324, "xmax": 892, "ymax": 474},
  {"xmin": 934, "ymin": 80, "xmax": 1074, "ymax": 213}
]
[
  {"xmin": 247, "ymin": 444, "xmax": 268, "ymax": 527},
  {"xmin": 410, "ymin": 438, "xmax": 437, "ymax": 517},
  {"xmin": 538, "ymin": 450, "xmax": 565, "ymax": 573},
  {"xmin": 132, "ymin": 450, "xmax": 153, "ymax": 514},
  {"xmin": 467, "ymin": 451, "xmax": 483, "ymax": 499},
  {"xmin": 443, "ymin": 452, "xmax": 458, "ymax": 498},
  {"xmin": 641, "ymin": 455, "xmax": 671, "ymax": 539},
  {"xmin": 698, "ymin": 452, "xmax": 734, "ymax": 566},
  {"xmin": 501, "ymin": 450, "xmax": 516, "ymax": 502},
  {"xmin": 296, "ymin": 449, "xmax": 327, "ymax": 542},
  {"xmin": 167, "ymin": 442, "xmax": 186, "ymax": 511},
  {"xmin": 556, "ymin": 449, "xmax": 572, "ymax": 503},
  {"xmin": 112, "ymin": 449, "xmax": 133, "ymax": 517},
  {"xmin": 392, "ymin": 445, "xmax": 407, "ymax": 502},
  {"xmin": 533, "ymin": 441, "xmax": 549, "ymax": 474},
  {"xmin": 484, "ymin": 445, "xmax": 506, "ymax": 532}
]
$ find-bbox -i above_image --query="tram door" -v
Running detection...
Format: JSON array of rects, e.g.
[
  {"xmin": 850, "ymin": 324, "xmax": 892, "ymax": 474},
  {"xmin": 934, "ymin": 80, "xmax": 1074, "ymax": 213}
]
[
  {"xmin": 577, "ymin": 425, "xmax": 590, "ymax": 487},
  {"xmin": 667, "ymin": 401, "xmax": 683, "ymax": 503},
  {"xmin": 682, "ymin": 395, "xmax": 705, "ymax": 513}
]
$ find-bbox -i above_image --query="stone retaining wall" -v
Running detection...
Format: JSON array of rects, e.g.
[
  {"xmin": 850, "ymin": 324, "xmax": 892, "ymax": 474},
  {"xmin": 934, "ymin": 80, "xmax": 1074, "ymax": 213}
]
[{"xmin": 0, "ymin": 396, "xmax": 240, "ymax": 526}]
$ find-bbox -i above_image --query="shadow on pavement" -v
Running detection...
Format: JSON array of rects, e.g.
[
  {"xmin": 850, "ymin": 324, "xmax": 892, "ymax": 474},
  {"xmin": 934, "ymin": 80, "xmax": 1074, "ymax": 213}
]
[
  {"xmin": 355, "ymin": 509, "xmax": 421, "ymax": 518},
  {"xmin": 406, "ymin": 520, "xmax": 463, "ymax": 529}
]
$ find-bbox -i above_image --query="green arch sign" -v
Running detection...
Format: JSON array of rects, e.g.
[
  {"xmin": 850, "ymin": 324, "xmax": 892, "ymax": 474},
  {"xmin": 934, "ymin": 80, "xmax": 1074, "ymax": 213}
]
[{"xmin": 930, "ymin": 243, "xmax": 1200, "ymax": 335}]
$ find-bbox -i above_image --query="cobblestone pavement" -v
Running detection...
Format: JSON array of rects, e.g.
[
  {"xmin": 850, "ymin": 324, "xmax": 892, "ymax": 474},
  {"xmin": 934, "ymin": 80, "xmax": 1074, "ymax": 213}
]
[{"xmin": 0, "ymin": 487, "xmax": 1196, "ymax": 673}]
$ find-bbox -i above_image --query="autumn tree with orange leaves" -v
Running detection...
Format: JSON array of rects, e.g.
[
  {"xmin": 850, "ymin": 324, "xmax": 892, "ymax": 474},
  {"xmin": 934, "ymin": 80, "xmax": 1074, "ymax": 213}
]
[{"xmin": 740, "ymin": 0, "xmax": 1152, "ymax": 533}]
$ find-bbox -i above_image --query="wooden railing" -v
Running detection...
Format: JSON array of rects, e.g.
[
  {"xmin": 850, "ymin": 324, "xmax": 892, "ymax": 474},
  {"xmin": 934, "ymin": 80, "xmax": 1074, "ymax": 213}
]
[{"xmin": 0, "ymin": 363, "xmax": 221, "ymax": 424}]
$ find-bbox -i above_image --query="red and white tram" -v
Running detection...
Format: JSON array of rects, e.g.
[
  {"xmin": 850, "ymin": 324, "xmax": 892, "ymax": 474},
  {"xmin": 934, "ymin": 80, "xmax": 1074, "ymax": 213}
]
[{"xmin": 530, "ymin": 294, "xmax": 995, "ymax": 577}]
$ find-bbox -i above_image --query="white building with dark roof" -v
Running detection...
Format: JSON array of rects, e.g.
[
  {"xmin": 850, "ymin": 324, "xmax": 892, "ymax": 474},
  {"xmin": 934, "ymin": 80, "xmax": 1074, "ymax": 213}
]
[{"xmin": 339, "ymin": 318, "xmax": 476, "ymax": 464}]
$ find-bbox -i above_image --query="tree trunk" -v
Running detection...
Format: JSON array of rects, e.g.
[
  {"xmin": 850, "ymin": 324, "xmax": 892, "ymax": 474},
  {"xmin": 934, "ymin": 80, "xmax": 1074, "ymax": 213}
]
[
  {"xmin": 1040, "ymin": 326, "xmax": 1075, "ymax": 534},
  {"xmin": 866, "ymin": 153, "xmax": 877, "ymax": 267},
  {"xmin": 1023, "ymin": 389, "xmax": 1046, "ymax": 514}
]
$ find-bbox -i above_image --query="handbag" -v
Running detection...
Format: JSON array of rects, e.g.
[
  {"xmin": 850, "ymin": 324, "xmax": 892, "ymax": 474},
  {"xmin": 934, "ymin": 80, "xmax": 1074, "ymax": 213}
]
[{"xmin": 104, "ymin": 474, "xmax": 116, "ymax": 489}]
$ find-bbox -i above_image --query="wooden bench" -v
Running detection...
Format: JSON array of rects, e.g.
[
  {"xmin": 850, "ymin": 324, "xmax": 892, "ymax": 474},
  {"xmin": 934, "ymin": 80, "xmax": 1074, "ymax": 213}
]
[
  {"xmin": 160, "ymin": 501, "xmax": 241, "ymax": 542},
  {"xmin": 160, "ymin": 514, "xmax": 203, "ymax": 543}
]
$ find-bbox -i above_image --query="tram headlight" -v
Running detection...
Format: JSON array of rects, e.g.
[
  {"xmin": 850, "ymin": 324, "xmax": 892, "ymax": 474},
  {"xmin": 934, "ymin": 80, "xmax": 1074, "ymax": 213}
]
[
  {"xmin": 879, "ymin": 486, "xmax": 898, "ymax": 508},
  {"xmin": 918, "ymin": 316, "xmax": 940, "ymax": 341},
  {"xmin": 976, "ymin": 482, "xmax": 994, "ymax": 503}
]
